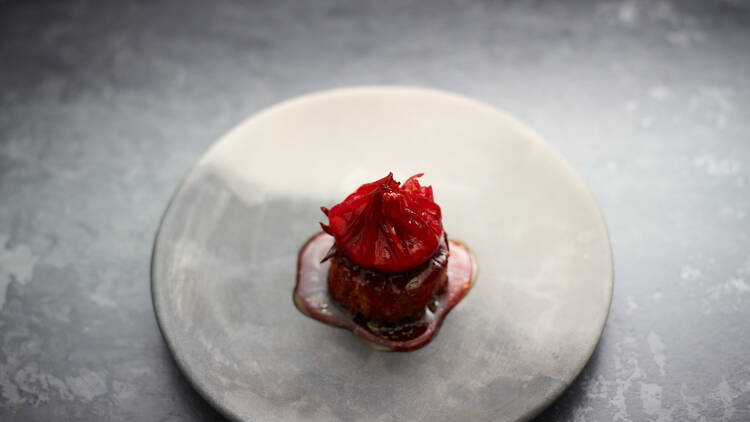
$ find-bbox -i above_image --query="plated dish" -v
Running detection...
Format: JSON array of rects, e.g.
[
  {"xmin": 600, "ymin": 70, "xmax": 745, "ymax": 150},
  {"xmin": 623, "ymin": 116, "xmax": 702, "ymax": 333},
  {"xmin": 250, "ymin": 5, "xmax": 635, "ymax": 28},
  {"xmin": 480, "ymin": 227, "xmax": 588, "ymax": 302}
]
[
  {"xmin": 151, "ymin": 87, "xmax": 613, "ymax": 422},
  {"xmin": 294, "ymin": 172, "xmax": 476, "ymax": 351}
]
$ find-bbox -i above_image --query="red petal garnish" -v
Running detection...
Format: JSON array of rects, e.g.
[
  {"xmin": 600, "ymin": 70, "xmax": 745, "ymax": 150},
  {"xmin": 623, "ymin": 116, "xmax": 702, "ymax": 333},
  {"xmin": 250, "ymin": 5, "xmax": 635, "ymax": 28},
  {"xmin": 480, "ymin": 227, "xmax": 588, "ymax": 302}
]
[{"xmin": 322, "ymin": 172, "xmax": 443, "ymax": 272}]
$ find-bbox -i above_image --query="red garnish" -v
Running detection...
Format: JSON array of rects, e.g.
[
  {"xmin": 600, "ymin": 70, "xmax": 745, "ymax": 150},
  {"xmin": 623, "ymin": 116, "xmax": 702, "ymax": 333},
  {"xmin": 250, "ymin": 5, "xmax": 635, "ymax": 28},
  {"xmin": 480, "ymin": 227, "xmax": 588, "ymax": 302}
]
[{"xmin": 320, "ymin": 172, "xmax": 443, "ymax": 272}]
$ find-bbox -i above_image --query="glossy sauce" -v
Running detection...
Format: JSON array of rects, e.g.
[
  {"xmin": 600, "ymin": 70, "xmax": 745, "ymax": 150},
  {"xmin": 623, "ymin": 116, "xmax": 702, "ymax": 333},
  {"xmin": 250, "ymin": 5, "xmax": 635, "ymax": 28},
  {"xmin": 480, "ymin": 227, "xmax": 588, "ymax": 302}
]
[{"xmin": 294, "ymin": 232, "xmax": 476, "ymax": 352}]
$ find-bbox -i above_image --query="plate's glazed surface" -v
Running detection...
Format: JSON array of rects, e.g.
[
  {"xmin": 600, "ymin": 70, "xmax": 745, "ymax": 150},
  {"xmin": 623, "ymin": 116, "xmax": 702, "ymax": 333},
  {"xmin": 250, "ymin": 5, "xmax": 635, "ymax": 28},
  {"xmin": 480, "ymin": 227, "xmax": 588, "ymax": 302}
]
[{"xmin": 151, "ymin": 87, "xmax": 613, "ymax": 422}]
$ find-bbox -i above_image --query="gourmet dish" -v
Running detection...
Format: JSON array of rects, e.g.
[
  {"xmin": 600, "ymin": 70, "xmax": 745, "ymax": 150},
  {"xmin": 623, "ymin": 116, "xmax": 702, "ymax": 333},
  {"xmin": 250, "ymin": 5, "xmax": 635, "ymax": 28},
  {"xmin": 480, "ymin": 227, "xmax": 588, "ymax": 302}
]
[{"xmin": 293, "ymin": 173, "xmax": 476, "ymax": 351}]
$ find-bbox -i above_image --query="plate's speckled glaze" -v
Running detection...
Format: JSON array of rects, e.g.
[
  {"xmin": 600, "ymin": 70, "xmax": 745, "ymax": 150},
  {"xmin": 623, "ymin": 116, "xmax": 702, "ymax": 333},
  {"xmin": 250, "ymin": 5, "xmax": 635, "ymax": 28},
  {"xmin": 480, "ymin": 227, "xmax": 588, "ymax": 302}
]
[{"xmin": 151, "ymin": 87, "xmax": 613, "ymax": 422}]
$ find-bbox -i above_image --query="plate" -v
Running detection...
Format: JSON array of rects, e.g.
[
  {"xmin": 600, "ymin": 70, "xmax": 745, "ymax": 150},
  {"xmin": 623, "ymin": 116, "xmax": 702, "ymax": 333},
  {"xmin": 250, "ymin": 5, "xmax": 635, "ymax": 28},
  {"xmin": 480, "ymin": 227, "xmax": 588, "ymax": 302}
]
[{"xmin": 151, "ymin": 86, "xmax": 613, "ymax": 422}]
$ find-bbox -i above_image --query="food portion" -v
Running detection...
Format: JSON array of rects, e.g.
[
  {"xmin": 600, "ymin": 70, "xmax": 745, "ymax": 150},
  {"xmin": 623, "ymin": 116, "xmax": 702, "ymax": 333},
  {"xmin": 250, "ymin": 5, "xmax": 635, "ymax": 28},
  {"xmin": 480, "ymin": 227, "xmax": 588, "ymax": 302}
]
[
  {"xmin": 294, "ymin": 172, "xmax": 475, "ymax": 351},
  {"xmin": 328, "ymin": 233, "xmax": 449, "ymax": 324},
  {"xmin": 321, "ymin": 172, "xmax": 448, "ymax": 324}
]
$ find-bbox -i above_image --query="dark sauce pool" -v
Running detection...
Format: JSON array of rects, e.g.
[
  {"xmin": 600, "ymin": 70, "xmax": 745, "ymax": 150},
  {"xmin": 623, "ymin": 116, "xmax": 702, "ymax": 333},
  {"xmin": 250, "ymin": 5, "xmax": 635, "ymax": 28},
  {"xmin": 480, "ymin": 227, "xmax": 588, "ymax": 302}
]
[{"xmin": 293, "ymin": 232, "xmax": 476, "ymax": 352}]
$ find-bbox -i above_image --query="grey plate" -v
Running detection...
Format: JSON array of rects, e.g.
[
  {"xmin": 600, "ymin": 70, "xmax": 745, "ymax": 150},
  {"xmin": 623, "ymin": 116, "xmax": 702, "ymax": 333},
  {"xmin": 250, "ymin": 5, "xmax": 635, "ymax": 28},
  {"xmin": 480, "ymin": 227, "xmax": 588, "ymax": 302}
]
[{"xmin": 151, "ymin": 87, "xmax": 613, "ymax": 422}]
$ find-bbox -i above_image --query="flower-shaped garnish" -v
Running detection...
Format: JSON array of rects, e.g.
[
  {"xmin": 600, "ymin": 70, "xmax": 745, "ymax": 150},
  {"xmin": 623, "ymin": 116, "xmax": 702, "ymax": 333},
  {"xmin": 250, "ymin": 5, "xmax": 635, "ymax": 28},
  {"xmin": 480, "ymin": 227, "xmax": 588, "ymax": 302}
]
[{"xmin": 320, "ymin": 173, "xmax": 442, "ymax": 272}]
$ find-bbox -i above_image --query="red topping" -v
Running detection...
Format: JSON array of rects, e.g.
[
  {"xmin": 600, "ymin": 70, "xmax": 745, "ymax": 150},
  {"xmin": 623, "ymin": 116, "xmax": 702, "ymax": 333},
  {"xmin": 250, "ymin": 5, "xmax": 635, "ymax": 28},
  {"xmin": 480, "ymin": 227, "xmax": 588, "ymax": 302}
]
[{"xmin": 320, "ymin": 173, "xmax": 443, "ymax": 272}]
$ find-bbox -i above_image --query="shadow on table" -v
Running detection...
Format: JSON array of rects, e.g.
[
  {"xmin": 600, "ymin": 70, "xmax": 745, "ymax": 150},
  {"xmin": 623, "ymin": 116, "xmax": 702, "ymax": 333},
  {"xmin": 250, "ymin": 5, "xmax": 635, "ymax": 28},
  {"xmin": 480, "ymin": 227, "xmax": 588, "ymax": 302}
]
[
  {"xmin": 533, "ymin": 340, "xmax": 605, "ymax": 421},
  {"xmin": 159, "ymin": 342, "xmax": 230, "ymax": 421}
]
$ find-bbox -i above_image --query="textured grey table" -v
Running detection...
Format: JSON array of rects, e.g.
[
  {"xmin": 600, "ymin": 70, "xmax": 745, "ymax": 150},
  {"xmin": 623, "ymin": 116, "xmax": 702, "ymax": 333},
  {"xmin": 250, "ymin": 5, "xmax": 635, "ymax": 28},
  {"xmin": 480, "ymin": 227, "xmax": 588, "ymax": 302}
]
[{"xmin": 1, "ymin": 0, "xmax": 749, "ymax": 421}]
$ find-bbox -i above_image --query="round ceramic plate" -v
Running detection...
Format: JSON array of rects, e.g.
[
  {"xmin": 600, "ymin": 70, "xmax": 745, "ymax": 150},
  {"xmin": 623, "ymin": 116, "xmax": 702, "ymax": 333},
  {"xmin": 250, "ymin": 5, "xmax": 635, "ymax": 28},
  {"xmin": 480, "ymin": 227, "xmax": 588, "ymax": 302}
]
[{"xmin": 151, "ymin": 87, "xmax": 613, "ymax": 422}]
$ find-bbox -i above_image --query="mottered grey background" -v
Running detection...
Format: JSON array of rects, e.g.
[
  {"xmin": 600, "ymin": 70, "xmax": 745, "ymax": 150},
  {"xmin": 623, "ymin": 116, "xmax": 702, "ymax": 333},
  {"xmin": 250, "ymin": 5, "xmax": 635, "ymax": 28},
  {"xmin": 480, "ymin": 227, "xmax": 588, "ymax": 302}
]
[{"xmin": 1, "ymin": 0, "xmax": 749, "ymax": 420}]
